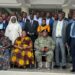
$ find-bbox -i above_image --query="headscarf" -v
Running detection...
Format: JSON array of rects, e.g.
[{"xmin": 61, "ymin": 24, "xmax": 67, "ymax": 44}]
[
  {"xmin": 8, "ymin": 16, "xmax": 18, "ymax": 25},
  {"xmin": 5, "ymin": 16, "xmax": 22, "ymax": 44}
]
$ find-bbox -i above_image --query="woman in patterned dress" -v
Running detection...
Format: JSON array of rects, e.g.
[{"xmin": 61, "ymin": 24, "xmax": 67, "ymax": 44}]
[
  {"xmin": 0, "ymin": 30, "xmax": 11, "ymax": 70},
  {"xmin": 11, "ymin": 31, "xmax": 34, "ymax": 68}
]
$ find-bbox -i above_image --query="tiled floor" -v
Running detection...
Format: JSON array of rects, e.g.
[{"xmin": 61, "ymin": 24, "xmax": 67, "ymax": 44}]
[
  {"xmin": 0, "ymin": 63, "xmax": 75, "ymax": 75},
  {"xmin": 0, "ymin": 69, "xmax": 75, "ymax": 75}
]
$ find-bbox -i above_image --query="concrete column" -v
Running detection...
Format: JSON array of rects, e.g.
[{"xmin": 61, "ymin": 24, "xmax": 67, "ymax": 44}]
[
  {"xmin": 21, "ymin": 6, "xmax": 29, "ymax": 14},
  {"xmin": 63, "ymin": 7, "xmax": 70, "ymax": 18}
]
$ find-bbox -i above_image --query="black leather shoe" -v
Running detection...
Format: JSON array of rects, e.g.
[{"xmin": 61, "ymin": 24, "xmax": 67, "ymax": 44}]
[
  {"xmin": 62, "ymin": 66, "xmax": 67, "ymax": 69},
  {"xmin": 71, "ymin": 69, "xmax": 75, "ymax": 72},
  {"xmin": 54, "ymin": 65, "xmax": 60, "ymax": 69}
]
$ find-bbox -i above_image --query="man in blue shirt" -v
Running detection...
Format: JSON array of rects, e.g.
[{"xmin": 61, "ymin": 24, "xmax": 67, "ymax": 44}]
[
  {"xmin": 46, "ymin": 12, "xmax": 54, "ymax": 36},
  {"xmin": 18, "ymin": 15, "xmax": 25, "ymax": 30}
]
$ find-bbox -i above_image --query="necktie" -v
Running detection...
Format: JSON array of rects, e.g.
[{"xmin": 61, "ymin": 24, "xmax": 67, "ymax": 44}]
[{"xmin": 31, "ymin": 20, "xmax": 33, "ymax": 26}]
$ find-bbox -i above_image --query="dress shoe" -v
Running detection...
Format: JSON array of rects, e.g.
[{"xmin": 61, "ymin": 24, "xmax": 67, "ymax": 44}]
[
  {"xmin": 62, "ymin": 66, "xmax": 67, "ymax": 69},
  {"xmin": 54, "ymin": 65, "xmax": 60, "ymax": 69},
  {"xmin": 71, "ymin": 69, "xmax": 75, "ymax": 72}
]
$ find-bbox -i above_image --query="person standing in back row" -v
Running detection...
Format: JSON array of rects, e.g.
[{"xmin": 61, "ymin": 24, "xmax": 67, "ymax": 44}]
[
  {"xmin": 5, "ymin": 16, "xmax": 22, "ymax": 45},
  {"xmin": 66, "ymin": 11, "xmax": 75, "ymax": 72},
  {"xmin": 25, "ymin": 14, "xmax": 38, "ymax": 43},
  {"xmin": 52, "ymin": 12, "xmax": 68, "ymax": 69}
]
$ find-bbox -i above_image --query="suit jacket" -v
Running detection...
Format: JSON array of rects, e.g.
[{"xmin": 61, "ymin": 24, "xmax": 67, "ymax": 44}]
[
  {"xmin": 52, "ymin": 20, "xmax": 68, "ymax": 43},
  {"xmin": 25, "ymin": 20, "xmax": 38, "ymax": 36},
  {"xmin": 66, "ymin": 22, "xmax": 73, "ymax": 46}
]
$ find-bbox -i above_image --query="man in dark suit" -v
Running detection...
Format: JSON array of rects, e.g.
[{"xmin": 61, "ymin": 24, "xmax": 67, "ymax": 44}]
[
  {"xmin": 25, "ymin": 14, "xmax": 39, "ymax": 43},
  {"xmin": 66, "ymin": 11, "xmax": 75, "ymax": 72}
]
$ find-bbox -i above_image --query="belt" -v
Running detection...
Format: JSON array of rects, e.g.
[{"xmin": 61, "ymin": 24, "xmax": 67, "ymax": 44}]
[{"xmin": 56, "ymin": 37, "xmax": 62, "ymax": 38}]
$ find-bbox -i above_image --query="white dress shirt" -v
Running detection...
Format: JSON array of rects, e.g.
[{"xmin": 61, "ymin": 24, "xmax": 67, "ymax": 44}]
[
  {"xmin": 56, "ymin": 20, "xmax": 63, "ymax": 37},
  {"xmin": 46, "ymin": 18, "xmax": 50, "ymax": 25},
  {"xmin": 34, "ymin": 15, "xmax": 42, "ymax": 25}
]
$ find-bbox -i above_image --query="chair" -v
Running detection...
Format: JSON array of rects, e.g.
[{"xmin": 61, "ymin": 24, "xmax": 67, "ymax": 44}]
[{"xmin": 35, "ymin": 50, "xmax": 53, "ymax": 69}]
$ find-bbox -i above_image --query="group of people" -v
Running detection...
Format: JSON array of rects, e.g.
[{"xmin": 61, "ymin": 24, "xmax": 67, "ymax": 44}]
[{"xmin": 0, "ymin": 10, "xmax": 75, "ymax": 72}]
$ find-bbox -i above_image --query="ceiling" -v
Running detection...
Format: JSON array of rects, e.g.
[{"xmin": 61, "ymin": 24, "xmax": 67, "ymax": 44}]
[
  {"xmin": 24, "ymin": 0, "xmax": 75, "ymax": 9},
  {"xmin": 0, "ymin": 0, "xmax": 75, "ymax": 9}
]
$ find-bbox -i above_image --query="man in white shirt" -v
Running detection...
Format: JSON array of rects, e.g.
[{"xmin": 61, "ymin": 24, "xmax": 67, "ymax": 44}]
[
  {"xmin": 52, "ymin": 12, "xmax": 68, "ymax": 69},
  {"xmin": 56, "ymin": 20, "xmax": 63, "ymax": 37},
  {"xmin": 46, "ymin": 12, "xmax": 50, "ymax": 25},
  {"xmin": 46, "ymin": 12, "xmax": 54, "ymax": 36},
  {"xmin": 34, "ymin": 12, "xmax": 42, "ymax": 25}
]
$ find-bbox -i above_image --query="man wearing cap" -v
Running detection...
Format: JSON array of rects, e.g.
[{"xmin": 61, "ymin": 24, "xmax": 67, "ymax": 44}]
[
  {"xmin": 34, "ymin": 30, "xmax": 55, "ymax": 69},
  {"xmin": 37, "ymin": 19, "xmax": 50, "ymax": 33}
]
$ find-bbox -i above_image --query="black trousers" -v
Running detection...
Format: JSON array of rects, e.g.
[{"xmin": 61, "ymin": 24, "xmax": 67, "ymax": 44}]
[{"xmin": 70, "ymin": 38, "xmax": 75, "ymax": 70}]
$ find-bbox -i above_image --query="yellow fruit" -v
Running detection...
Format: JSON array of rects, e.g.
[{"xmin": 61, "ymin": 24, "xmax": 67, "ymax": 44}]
[{"xmin": 19, "ymin": 59, "xmax": 24, "ymax": 66}]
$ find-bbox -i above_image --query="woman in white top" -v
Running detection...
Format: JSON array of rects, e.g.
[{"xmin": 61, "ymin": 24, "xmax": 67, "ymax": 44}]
[{"xmin": 5, "ymin": 16, "xmax": 22, "ymax": 44}]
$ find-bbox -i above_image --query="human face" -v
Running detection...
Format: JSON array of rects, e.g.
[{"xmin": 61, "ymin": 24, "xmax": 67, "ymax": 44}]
[
  {"xmin": 72, "ymin": 12, "xmax": 75, "ymax": 20},
  {"xmin": 0, "ymin": 17, "xmax": 3, "ymax": 23},
  {"xmin": 11, "ymin": 17, "xmax": 16, "ymax": 23},
  {"xmin": 2, "ymin": 14, "xmax": 6, "ymax": 20},
  {"xmin": 36, "ymin": 12, "xmax": 40, "ymax": 18},
  {"xmin": 42, "ymin": 20, "xmax": 46, "ymax": 25},
  {"xmin": 30, "ymin": 14, "xmax": 34, "ymax": 20},
  {"xmin": 58, "ymin": 13, "xmax": 63, "ymax": 21},
  {"xmin": 62, "ymin": 12, "xmax": 65, "ymax": 18},
  {"xmin": 38, "ymin": 32, "xmax": 42, "ymax": 37},
  {"xmin": 41, "ymin": 12, "xmax": 44, "ymax": 17},
  {"xmin": 54, "ymin": 14, "xmax": 58, "ymax": 20},
  {"xmin": 23, "ymin": 12, "xmax": 27, "ymax": 18},
  {"xmin": 22, "ymin": 31, "xmax": 27, "ymax": 37},
  {"xmin": 42, "ymin": 31, "xmax": 48, "ymax": 37},
  {"xmin": 46, "ymin": 12, "xmax": 50, "ymax": 18},
  {"xmin": 18, "ymin": 16, "xmax": 22, "ymax": 21}
]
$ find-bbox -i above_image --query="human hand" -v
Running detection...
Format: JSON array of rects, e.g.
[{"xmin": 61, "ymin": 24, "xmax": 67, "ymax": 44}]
[
  {"xmin": 41, "ymin": 48, "xmax": 45, "ymax": 52},
  {"xmin": 44, "ymin": 47, "xmax": 49, "ymax": 52}
]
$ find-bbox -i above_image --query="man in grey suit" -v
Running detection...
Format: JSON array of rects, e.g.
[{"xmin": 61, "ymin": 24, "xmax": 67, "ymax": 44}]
[{"xmin": 52, "ymin": 12, "xmax": 68, "ymax": 69}]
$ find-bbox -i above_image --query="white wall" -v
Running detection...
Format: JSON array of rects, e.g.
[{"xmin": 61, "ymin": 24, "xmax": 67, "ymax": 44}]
[
  {"xmin": 30, "ymin": 0, "xmax": 65, "ymax": 5},
  {"xmin": 0, "ymin": 0, "xmax": 17, "ymax": 3}
]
